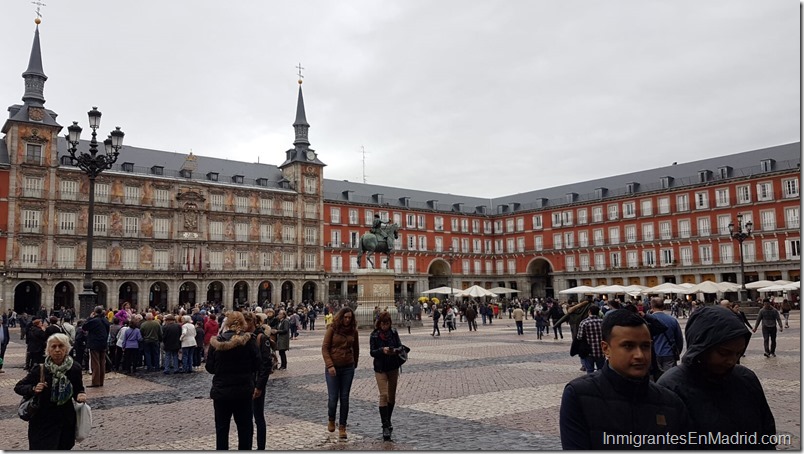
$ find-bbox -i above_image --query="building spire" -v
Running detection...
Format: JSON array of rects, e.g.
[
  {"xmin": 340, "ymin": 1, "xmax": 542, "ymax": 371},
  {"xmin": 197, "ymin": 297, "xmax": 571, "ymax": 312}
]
[
  {"xmin": 22, "ymin": 18, "xmax": 48, "ymax": 107},
  {"xmin": 293, "ymin": 72, "xmax": 310, "ymax": 148}
]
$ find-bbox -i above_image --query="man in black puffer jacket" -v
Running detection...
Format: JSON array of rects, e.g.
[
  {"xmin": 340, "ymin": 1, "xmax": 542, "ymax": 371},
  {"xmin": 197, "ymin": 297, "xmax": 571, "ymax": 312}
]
[
  {"xmin": 560, "ymin": 309, "xmax": 689, "ymax": 449},
  {"xmin": 657, "ymin": 306, "xmax": 777, "ymax": 449}
]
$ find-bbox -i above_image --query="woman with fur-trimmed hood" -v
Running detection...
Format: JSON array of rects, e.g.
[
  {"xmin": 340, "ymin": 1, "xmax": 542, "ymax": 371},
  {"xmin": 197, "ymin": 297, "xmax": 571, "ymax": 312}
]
[{"xmin": 205, "ymin": 311, "xmax": 260, "ymax": 450}]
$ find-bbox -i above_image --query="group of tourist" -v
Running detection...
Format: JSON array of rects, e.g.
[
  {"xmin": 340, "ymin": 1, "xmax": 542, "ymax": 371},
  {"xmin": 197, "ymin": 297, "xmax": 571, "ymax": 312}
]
[{"xmin": 559, "ymin": 296, "xmax": 784, "ymax": 449}]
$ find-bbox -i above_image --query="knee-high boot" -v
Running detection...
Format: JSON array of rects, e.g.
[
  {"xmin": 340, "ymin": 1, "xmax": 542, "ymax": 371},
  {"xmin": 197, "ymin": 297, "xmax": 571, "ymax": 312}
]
[
  {"xmin": 387, "ymin": 403, "xmax": 395, "ymax": 435},
  {"xmin": 379, "ymin": 406, "xmax": 391, "ymax": 440}
]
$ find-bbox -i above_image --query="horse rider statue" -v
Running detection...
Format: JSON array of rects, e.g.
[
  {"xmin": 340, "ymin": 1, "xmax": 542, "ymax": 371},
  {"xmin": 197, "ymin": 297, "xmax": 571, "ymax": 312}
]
[{"xmin": 370, "ymin": 215, "xmax": 393, "ymax": 252}]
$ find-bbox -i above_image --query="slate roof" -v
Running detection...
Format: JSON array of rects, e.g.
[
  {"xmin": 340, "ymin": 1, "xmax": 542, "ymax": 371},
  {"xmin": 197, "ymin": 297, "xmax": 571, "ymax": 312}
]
[{"xmin": 0, "ymin": 138, "xmax": 9, "ymax": 166}]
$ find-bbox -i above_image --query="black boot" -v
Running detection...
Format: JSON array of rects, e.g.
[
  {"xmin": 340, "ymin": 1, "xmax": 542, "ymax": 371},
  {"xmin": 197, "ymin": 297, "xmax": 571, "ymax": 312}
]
[
  {"xmin": 379, "ymin": 406, "xmax": 391, "ymax": 441},
  {"xmin": 387, "ymin": 403, "xmax": 395, "ymax": 436}
]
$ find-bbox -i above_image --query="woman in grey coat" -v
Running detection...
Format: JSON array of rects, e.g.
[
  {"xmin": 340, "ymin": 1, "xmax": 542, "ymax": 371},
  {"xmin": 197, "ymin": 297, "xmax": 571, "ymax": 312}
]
[{"xmin": 275, "ymin": 310, "xmax": 290, "ymax": 370}]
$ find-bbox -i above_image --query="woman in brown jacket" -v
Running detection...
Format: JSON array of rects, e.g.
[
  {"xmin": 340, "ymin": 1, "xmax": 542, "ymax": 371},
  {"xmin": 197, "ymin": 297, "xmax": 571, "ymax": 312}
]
[{"xmin": 321, "ymin": 307, "xmax": 359, "ymax": 439}]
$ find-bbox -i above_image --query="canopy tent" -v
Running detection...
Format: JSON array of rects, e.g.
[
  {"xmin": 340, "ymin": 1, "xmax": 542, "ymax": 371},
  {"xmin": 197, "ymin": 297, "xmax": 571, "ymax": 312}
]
[
  {"xmin": 623, "ymin": 285, "xmax": 648, "ymax": 297},
  {"xmin": 596, "ymin": 284, "xmax": 631, "ymax": 294},
  {"xmin": 456, "ymin": 285, "xmax": 498, "ymax": 298},
  {"xmin": 489, "ymin": 287, "xmax": 521, "ymax": 294},
  {"xmin": 758, "ymin": 281, "xmax": 800, "ymax": 292},
  {"xmin": 558, "ymin": 285, "xmax": 597, "ymax": 295},
  {"xmin": 421, "ymin": 286, "xmax": 464, "ymax": 295},
  {"xmin": 745, "ymin": 280, "xmax": 792, "ymax": 289},
  {"xmin": 643, "ymin": 282, "xmax": 690, "ymax": 294},
  {"xmin": 678, "ymin": 280, "xmax": 739, "ymax": 294}
]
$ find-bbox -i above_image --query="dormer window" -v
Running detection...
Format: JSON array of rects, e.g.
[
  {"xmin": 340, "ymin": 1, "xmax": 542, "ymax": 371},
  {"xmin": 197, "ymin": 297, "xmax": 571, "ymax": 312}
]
[
  {"xmin": 179, "ymin": 169, "xmax": 192, "ymax": 178},
  {"xmin": 427, "ymin": 200, "xmax": 438, "ymax": 210},
  {"xmin": 151, "ymin": 166, "xmax": 164, "ymax": 176},
  {"xmin": 60, "ymin": 155, "xmax": 73, "ymax": 166},
  {"xmin": 594, "ymin": 188, "xmax": 607, "ymax": 199},
  {"xmin": 399, "ymin": 197, "xmax": 410, "ymax": 207},
  {"xmin": 256, "ymin": 178, "xmax": 268, "ymax": 187},
  {"xmin": 717, "ymin": 166, "xmax": 731, "ymax": 179},
  {"xmin": 232, "ymin": 175, "xmax": 244, "ymax": 184},
  {"xmin": 566, "ymin": 193, "xmax": 577, "ymax": 203},
  {"xmin": 475, "ymin": 205, "xmax": 486, "ymax": 214},
  {"xmin": 121, "ymin": 162, "xmax": 134, "ymax": 172},
  {"xmin": 760, "ymin": 159, "xmax": 774, "ymax": 172},
  {"xmin": 625, "ymin": 183, "xmax": 635, "ymax": 194},
  {"xmin": 453, "ymin": 203, "xmax": 464, "ymax": 213},
  {"xmin": 698, "ymin": 170, "xmax": 711, "ymax": 183},
  {"xmin": 660, "ymin": 176, "xmax": 673, "ymax": 189},
  {"xmin": 372, "ymin": 193, "xmax": 384, "ymax": 204},
  {"xmin": 207, "ymin": 172, "xmax": 219, "ymax": 181}
]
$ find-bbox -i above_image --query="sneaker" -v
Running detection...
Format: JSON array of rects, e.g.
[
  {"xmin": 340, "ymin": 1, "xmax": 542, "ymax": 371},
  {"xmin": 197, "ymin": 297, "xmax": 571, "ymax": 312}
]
[
  {"xmin": 763, "ymin": 353, "xmax": 770, "ymax": 358},
  {"xmin": 771, "ymin": 353, "xmax": 776, "ymax": 357}
]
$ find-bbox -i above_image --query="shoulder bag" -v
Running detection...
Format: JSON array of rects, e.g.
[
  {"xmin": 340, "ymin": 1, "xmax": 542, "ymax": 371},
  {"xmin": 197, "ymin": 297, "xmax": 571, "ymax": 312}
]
[{"xmin": 18, "ymin": 364, "xmax": 45, "ymax": 421}]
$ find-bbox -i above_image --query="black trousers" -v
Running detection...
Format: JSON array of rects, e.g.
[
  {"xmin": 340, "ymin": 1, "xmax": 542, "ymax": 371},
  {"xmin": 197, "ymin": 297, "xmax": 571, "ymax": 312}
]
[
  {"xmin": 253, "ymin": 386, "xmax": 267, "ymax": 450},
  {"xmin": 213, "ymin": 397, "xmax": 253, "ymax": 450},
  {"xmin": 762, "ymin": 326, "xmax": 778, "ymax": 354}
]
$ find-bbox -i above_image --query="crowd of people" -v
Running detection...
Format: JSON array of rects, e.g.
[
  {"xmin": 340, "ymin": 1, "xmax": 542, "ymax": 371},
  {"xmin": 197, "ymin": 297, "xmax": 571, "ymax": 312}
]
[{"xmin": 2, "ymin": 291, "xmax": 792, "ymax": 450}]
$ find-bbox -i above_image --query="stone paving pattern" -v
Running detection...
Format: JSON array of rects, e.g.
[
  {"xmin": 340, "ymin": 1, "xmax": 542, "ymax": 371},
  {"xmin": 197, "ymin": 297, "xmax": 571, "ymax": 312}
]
[{"xmin": 0, "ymin": 312, "xmax": 799, "ymax": 450}]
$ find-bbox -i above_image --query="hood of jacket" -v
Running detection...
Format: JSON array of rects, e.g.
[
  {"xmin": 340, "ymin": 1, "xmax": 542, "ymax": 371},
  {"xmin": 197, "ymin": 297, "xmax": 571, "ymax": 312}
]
[
  {"xmin": 682, "ymin": 306, "xmax": 751, "ymax": 365},
  {"xmin": 210, "ymin": 330, "xmax": 252, "ymax": 351}
]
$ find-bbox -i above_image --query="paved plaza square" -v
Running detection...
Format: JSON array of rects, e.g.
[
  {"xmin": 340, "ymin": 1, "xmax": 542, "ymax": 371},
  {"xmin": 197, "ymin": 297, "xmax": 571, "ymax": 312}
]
[{"xmin": 0, "ymin": 312, "xmax": 799, "ymax": 450}]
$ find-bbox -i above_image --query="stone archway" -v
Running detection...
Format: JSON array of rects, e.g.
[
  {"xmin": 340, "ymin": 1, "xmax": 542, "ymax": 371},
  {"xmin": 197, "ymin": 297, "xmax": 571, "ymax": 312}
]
[
  {"xmin": 118, "ymin": 281, "xmax": 139, "ymax": 309},
  {"xmin": 149, "ymin": 281, "xmax": 169, "ymax": 311},
  {"xmin": 258, "ymin": 281, "xmax": 272, "ymax": 306},
  {"xmin": 53, "ymin": 281, "xmax": 75, "ymax": 313},
  {"xmin": 92, "ymin": 282, "xmax": 109, "ymax": 309},
  {"xmin": 14, "ymin": 281, "xmax": 41, "ymax": 315},
  {"xmin": 179, "ymin": 282, "xmax": 198, "ymax": 307},
  {"xmin": 281, "ymin": 281, "xmax": 294, "ymax": 303},
  {"xmin": 526, "ymin": 258, "xmax": 554, "ymax": 298},
  {"xmin": 207, "ymin": 281, "xmax": 224, "ymax": 304},
  {"xmin": 233, "ymin": 281, "xmax": 249, "ymax": 308},
  {"xmin": 302, "ymin": 281, "xmax": 316, "ymax": 303},
  {"xmin": 427, "ymin": 259, "xmax": 451, "ymax": 290}
]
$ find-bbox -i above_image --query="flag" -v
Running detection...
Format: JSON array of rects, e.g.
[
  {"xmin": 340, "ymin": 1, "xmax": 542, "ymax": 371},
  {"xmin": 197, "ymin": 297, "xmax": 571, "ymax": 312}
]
[
  {"xmin": 186, "ymin": 248, "xmax": 190, "ymax": 271},
  {"xmin": 198, "ymin": 248, "xmax": 202, "ymax": 272}
]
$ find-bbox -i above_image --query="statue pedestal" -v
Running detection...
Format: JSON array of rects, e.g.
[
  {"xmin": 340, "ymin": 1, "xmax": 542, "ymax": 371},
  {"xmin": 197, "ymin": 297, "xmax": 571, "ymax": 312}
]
[{"xmin": 354, "ymin": 268, "xmax": 397, "ymax": 329}]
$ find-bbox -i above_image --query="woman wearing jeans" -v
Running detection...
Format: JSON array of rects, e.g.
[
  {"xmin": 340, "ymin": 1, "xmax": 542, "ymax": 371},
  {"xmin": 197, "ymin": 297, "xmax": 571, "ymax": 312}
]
[{"xmin": 321, "ymin": 307, "xmax": 359, "ymax": 439}]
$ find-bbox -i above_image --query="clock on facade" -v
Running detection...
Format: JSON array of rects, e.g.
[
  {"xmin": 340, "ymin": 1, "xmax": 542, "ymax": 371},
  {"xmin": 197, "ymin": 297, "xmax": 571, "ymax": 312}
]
[{"xmin": 306, "ymin": 151, "xmax": 317, "ymax": 161}]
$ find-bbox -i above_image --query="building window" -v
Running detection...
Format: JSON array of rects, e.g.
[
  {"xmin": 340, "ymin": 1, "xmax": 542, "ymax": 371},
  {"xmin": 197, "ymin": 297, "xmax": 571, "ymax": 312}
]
[
  {"xmin": 785, "ymin": 207, "xmax": 800, "ymax": 229},
  {"xmin": 92, "ymin": 247, "xmax": 107, "ymax": 270},
  {"xmin": 736, "ymin": 185, "xmax": 751, "ymax": 204},
  {"xmin": 282, "ymin": 225, "xmax": 296, "ymax": 243},
  {"xmin": 657, "ymin": 197, "xmax": 670, "ymax": 214},
  {"xmin": 743, "ymin": 241, "xmax": 756, "ymax": 263},
  {"xmin": 94, "ymin": 183, "xmax": 110, "ymax": 203},
  {"xmin": 640, "ymin": 199, "xmax": 652, "ymax": 217},
  {"xmin": 623, "ymin": 201, "xmax": 636, "ymax": 218},
  {"xmin": 593, "ymin": 229, "xmax": 605, "ymax": 246},
  {"xmin": 282, "ymin": 253, "xmax": 296, "ymax": 270},
  {"xmin": 561, "ymin": 211, "xmax": 573, "ymax": 226},
  {"xmin": 517, "ymin": 237, "xmax": 525, "ymax": 252},
  {"xmin": 756, "ymin": 182, "xmax": 773, "ymax": 201},
  {"xmin": 152, "ymin": 250, "xmax": 168, "ymax": 270},
  {"xmin": 697, "ymin": 217, "xmax": 710, "ymax": 237},
  {"xmin": 304, "ymin": 253, "xmax": 316, "ymax": 270},
  {"xmin": 577, "ymin": 209, "xmax": 587, "ymax": 224},
  {"xmin": 695, "ymin": 191, "xmax": 708, "ymax": 209},
  {"xmin": 210, "ymin": 194, "xmax": 225, "ymax": 211},
  {"xmin": 760, "ymin": 159, "xmax": 773, "ymax": 172},
  {"xmin": 659, "ymin": 221, "xmax": 671, "ymax": 240},
  {"xmin": 304, "ymin": 203, "xmax": 316, "ymax": 219},
  {"xmin": 516, "ymin": 217, "xmax": 525, "ymax": 231},
  {"xmin": 261, "ymin": 252, "xmax": 273, "ymax": 271},
  {"xmin": 660, "ymin": 248, "xmax": 674, "ymax": 266},
  {"xmin": 720, "ymin": 244, "xmax": 733, "ymax": 264},
  {"xmin": 60, "ymin": 180, "xmax": 78, "ymax": 201},
  {"xmin": 56, "ymin": 246, "xmax": 75, "ymax": 269},
  {"xmin": 259, "ymin": 198, "xmax": 273, "ymax": 215},
  {"xmin": 25, "ymin": 144, "xmax": 42, "ymax": 165},
  {"xmin": 643, "ymin": 250, "xmax": 656, "ymax": 267},
  {"xmin": 565, "ymin": 255, "xmax": 576, "ymax": 271},
  {"xmin": 260, "ymin": 224, "xmax": 274, "ymax": 242},
  {"xmin": 760, "ymin": 209, "xmax": 776, "ymax": 231},
  {"xmin": 680, "ymin": 246, "xmax": 692, "ymax": 266},
  {"xmin": 699, "ymin": 245, "xmax": 713, "ymax": 265},
  {"xmin": 532, "ymin": 215, "xmax": 543, "ymax": 229},
  {"xmin": 553, "ymin": 233, "xmax": 562, "ymax": 250},
  {"xmin": 785, "ymin": 239, "xmax": 801, "ymax": 260},
  {"xmin": 678, "ymin": 219, "xmax": 691, "ymax": 238},
  {"xmin": 610, "ymin": 252, "xmax": 621, "ymax": 269},
  {"xmin": 154, "ymin": 218, "xmax": 170, "ymax": 239},
  {"xmin": 594, "ymin": 253, "xmax": 606, "ymax": 271},
  {"xmin": 208, "ymin": 251, "xmax": 223, "ymax": 270},
  {"xmin": 235, "ymin": 223, "xmax": 248, "ymax": 241},
  {"xmin": 21, "ymin": 244, "xmax": 40, "ymax": 266},
  {"xmin": 123, "ymin": 248, "xmax": 138, "ymax": 270},
  {"xmin": 124, "ymin": 186, "xmax": 140, "ymax": 205},
  {"xmin": 23, "ymin": 177, "xmax": 43, "ymax": 198},
  {"xmin": 304, "ymin": 177, "xmax": 317, "ymax": 194},
  {"xmin": 783, "ymin": 178, "xmax": 799, "ymax": 198},
  {"xmin": 608, "ymin": 227, "xmax": 619, "ymax": 245},
  {"xmin": 626, "ymin": 251, "xmax": 638, "ymax": 268},
  {"xmin": 578, "ymin": 230, "xmax": 589, "ymax": 247},
  {"xmin": 592, "ymin": 206, "xmax": 603, "ymax": 223},
  {"xmin": 715, "ymin": 188, "xmax": 729, "ymax": 207},
  {"xmin": 22, "ymin": 209, "xmax": 41, "ymax": 233},
  {"xmin": 454, "ymin": 218, "xmax": 462, "ymax": 232},
  {"xmin": 484, "ymin": 220, "xmax": 492, "ymax": 234},
  {"xmin": 282, "ymin": 201, "xmax": 294, "ymax": 217},
  {"xmin": 563, "ymin": 232, "xmax": 574, "ymax": 248},
  {"xmin": 154, "ymin": 189, "xmax": 170, "ymax": 208},
  {"xmin": 642, "ymin": 223, "xmax": 654, "ymax": 242},
  {"xmin": 534, "ymin": 236, "xmax": 543, "ymax": 251},
  {"xmin": 124, "ymin": 216, "xmax": 139, "ymax": 237},
  {"xmin": 179, "ymin": 169, "xmax": 192, "ymax": 179},
  {"xmin": 579, "ymin": 254, "xmax": 590, "ymax": 271},
  {"xmin": 624, "ymin": 225, "xmax": 636, "ymax": 243},
  {"xmin": 762, "ymin": 240, "xmax": 779, "ymax": 261},
  {"xmin": 607, "ymin": 204, "xmax": 618, "ymax": 221},
  {"xmin": 235, "ymin": 196, "xmax": 249, "ymax": 213},
  {"xmin": 59, "ymin": 212, "xmax": 76, "ymax": 234},
  {"xmin": 676, "ymin": 194, "xmax": 689, "ymax": 212},
  {"xmin": 552, "ymin": 212, "xmax": 562, "ymax": 228},
  {"xmin": 151, "ymin": 166, "xmax": 164, "ymax": 175},
  {"xmin": 347, "ymin": 209, "xmax": 358, "ymax": 225}
]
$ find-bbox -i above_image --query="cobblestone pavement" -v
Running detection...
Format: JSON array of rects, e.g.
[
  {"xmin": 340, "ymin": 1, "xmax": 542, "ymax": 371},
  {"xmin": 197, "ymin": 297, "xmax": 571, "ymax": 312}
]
[{"xmin": 0, "ymin": 312, "xmax": 799, "ymax": 450}]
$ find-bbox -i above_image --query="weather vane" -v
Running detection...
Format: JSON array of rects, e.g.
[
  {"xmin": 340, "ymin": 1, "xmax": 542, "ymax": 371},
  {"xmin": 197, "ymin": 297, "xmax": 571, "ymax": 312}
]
[
  {"xmin": 296, "ymin": 62, "xmax": 305, "ymax": 84},
  {"xmin": 32, "ymin": 0, "xmax": 46, "ymax": 19}
]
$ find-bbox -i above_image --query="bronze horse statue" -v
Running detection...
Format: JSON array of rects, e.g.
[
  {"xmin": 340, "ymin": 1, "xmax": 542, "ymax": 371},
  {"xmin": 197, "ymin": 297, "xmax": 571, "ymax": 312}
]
[{"xmin": 357, "ymin": 223, "xmax": 399, "ymax": 269}]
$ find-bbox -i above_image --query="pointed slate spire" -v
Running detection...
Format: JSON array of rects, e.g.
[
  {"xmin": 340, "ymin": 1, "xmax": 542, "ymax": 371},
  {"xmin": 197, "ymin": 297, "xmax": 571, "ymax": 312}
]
[
  {"xmin": 22, "ymin": 22, "xmax": 48, "ymax": 107},
  {"xmin": 293, "ymin": 81, "xmax": 310, "ymax": 148}
]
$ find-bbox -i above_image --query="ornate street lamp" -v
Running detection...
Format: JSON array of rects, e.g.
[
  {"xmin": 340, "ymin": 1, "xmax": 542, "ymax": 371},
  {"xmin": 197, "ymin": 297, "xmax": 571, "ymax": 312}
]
[
  {"xmin": 65, "ymin": 107, "xmax": 124, "ymax": 318},
  {"xmin": 728, "ymin": 213, "xmax": 753, "ymax": 303}
]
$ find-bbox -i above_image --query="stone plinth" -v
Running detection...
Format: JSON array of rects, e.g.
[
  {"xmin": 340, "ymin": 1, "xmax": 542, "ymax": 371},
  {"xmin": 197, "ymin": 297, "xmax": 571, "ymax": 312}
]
[{"xmin": 354, "ymin": 268, "xmax": 397, "ymax": 329}]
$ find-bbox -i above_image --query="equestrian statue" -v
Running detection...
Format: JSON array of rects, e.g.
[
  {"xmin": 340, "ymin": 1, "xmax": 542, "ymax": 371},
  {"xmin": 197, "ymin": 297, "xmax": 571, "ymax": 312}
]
[{"xmin": 357, "ymin": 215, "xmax": 399, "ymax": 269}]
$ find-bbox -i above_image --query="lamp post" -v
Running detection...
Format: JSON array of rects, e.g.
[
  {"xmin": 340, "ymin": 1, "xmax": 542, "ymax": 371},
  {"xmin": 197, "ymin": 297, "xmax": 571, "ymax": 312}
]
[
  {"xmin": 728, "ymin": 213, "xmax": 753, "ymax": 303},
  {"xmin": 65, "ymin": 107, "xmax": 124, "ymax": 318},
  {"xmin": 447, "ymin": 247, "xmax": 456, "ymax": 303}
]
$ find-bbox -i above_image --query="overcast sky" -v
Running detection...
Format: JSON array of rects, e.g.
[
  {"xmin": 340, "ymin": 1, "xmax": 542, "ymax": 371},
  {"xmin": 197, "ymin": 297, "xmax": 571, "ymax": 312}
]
[{"xmin": 1, "ymin": 1, "xmax": 799, "ymax": 198}]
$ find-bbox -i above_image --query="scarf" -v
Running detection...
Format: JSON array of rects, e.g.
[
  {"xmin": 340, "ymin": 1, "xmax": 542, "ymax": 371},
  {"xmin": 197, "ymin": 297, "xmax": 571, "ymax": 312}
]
[
  {"xmin": 45, "ymin": 356, "xmax": 74, "ymax": 406},
  {"xmin": 378, "ymin": 329, "xmax": 391, "ymax": 342}
]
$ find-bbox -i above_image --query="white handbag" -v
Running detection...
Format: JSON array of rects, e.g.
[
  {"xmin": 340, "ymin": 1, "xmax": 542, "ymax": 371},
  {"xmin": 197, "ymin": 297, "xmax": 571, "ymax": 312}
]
[{"xmin": 74, "ymin": 401, "xmax": 92, "ymax": 442}]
